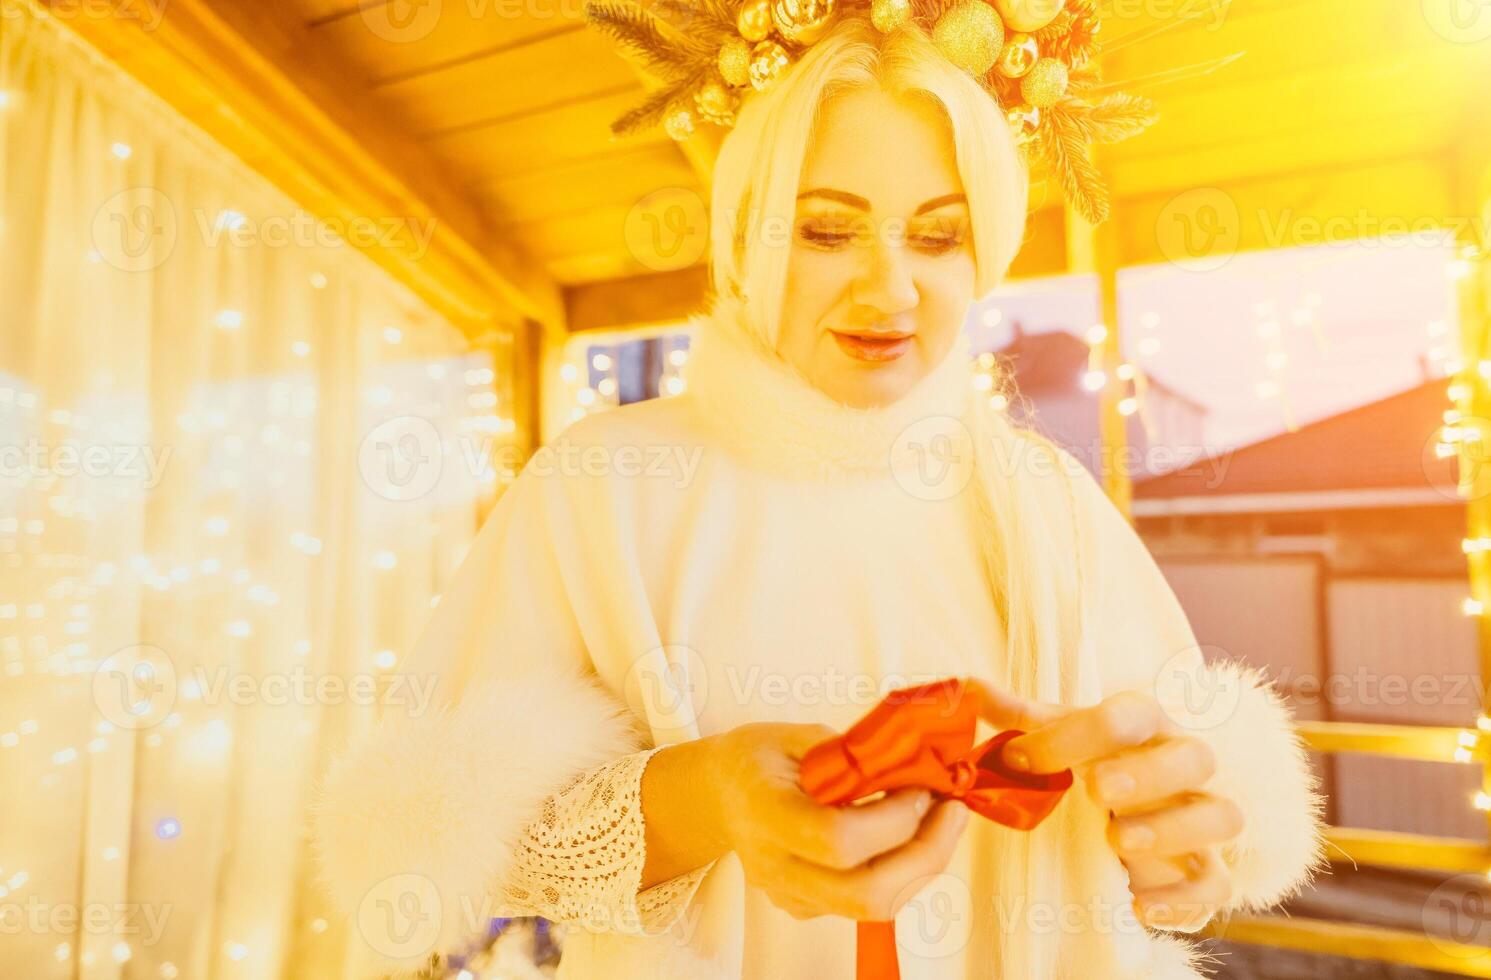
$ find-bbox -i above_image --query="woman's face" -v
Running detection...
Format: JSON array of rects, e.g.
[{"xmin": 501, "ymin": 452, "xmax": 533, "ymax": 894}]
[{"xmin": 776, "ymin": 86, "xmax": 978, "ymax": 408}]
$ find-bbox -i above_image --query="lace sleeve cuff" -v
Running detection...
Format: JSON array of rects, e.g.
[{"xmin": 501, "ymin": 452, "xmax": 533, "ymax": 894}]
[{"xmin": 500, "ymin": 746, "xmax": 716, "ymax": 936}]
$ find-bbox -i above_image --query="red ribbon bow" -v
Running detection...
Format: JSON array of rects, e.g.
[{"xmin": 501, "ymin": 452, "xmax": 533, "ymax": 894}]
[{"xmin": 798, "ymin": 678, "xmax": 1073, "ymax": 980}]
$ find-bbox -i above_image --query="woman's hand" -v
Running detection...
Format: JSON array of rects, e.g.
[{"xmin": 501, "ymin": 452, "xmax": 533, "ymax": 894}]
[
  {"xmin": 700, "ymin": 722, "xmax": 968, "ymax": 921},
  {"xmin": 974, "ymin": 682, "xmax": 1245, "ymax": 932}
]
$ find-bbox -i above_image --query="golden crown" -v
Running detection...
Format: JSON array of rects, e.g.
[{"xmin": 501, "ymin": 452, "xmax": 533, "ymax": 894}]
[{"xmin": 582, "ymin": 0, "xmax": 1211, "ymax": 224}]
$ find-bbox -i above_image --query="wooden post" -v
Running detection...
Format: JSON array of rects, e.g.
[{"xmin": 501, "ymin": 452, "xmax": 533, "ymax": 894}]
[
  {"xmin": 1454, "ymin": 150, "xmax": 1491, "ymax": 836},
  {"xmin": 1065, "ymin": 199, "xmax": 1133, "ymax": 520}
]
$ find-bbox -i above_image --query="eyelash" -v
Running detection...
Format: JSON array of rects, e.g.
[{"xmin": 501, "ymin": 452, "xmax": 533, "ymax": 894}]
[{"xmin": 798, "ymin": 226, "xmax": 966, "ymax": 255}]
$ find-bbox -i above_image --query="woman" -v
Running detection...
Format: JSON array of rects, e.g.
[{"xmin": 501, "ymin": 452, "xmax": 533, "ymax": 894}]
[{"xmin": 311, "ymin": 14, "xmax": 1325, "ymax": 980}]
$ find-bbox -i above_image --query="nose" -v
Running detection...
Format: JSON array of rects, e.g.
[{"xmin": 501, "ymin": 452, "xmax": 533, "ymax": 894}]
[{"xmin": 849, "ymin": 225, "xmax": 918, "ymax": 317}]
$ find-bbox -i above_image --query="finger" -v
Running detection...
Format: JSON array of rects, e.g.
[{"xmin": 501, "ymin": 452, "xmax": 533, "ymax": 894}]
[
  {"xmin": 823, "ymin": 800, "xmax": 970, "ymax": 921},
  {"xmin": 968, "ymin": 678, "xmax": 1070, "ymax": 733},
  {"xmin": 782, "ymin": 724, "xmax": 841, "ymax": 760},
  {"xmin": 1133, "ymin": 848, "xmax": 1231, "ymax": 932},
  {"xmin": 1087, "ymin": 736, "xmax": 1217, "ymax": 813},
  {"xmin": 1110, "ymin": 793, "xmax": 1244, "ymax": 858},
  {"xmin": 1122, "ymin": 853, "xmax": 1191, "ymax": 891},
  {"xmin": 1002, "ymin": 690, "xmax": 1174, "ymax": 775},
  {"xmin": 780, "ymin": 786, "xmax": 933, "ymax": 870}
]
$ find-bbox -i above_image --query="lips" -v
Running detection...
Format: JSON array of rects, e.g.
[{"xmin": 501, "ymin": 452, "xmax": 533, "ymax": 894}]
[{"xmin": 831, "ymin": 329, "xmax": 914, "ymax": 363}]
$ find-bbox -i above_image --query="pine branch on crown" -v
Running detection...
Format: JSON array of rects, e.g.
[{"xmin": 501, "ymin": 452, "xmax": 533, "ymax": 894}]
[{"xmin": 583, "ymin": 0, "xmax": 1166, "ymax": 224}]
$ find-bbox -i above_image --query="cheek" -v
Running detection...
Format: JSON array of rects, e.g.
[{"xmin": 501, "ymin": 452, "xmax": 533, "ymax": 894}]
[
  {"xmin": 915, "ymin": 254, "xmax": 977, "ymax": 354},
  {"xmin": 779, "ymin": 248, "xmax": 849, "ymax": 347}
]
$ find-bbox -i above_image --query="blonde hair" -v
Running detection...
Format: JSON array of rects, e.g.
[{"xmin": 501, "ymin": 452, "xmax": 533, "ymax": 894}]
[
  {"xmin": 709, "ymin": 14, "xmax": 1029, "ymax": 346},
  {"xmin": 706, "ymin": 15, "xmax": 1112, "ymax": 978}
]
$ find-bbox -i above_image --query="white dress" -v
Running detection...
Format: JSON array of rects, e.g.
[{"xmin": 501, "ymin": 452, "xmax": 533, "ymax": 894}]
[{"xmin": 309, "ymin": 301, "xmax": 1328, "ymax": 980}]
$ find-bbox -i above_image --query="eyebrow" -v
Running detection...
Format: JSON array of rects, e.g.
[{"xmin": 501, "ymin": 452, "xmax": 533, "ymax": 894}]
[{"xmin": 796, "ymin": 189, "xmax": 969, "ymax": 215}]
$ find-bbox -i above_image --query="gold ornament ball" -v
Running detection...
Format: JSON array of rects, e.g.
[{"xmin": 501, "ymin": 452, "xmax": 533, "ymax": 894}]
[
  {"xmin": 870, "ymin": 0, "xmax": 912, "ymax": 32},
  {"xmin": 695, "ymin": 81, "xmax": 738, "ymax": 124},
  {"xmin": 1020, "ymin": 57, "xmax": 1068, "ymax": 107},
  {"xmin": 663, "ymin": 107, "xmax": 696, "ymax": 141},
  {"xmin": 992, "ymin": 0, "xmax": 1065, "ymax": 32},
  {"xmin": 772, "ymin": 0, "xmax": 838, "ymax": 44},
  {"xmin": 719, "ymin": 38, "xmax": 753, "ymax": 87},
  {"xmin": 1005, "ymin": 103, "xmax": 1040, "ymax": 145},
  {"xmin": 932, "ymin": 1, "xmax": 1006, "ymax": 75},
  {"xmin": 994, "ymin": 32, "xmax": 1039, "ymax": 77},
  {"xmin": 737, "ymin": 0, "xmax": 774, "ymax": 42},
  {"xmin": 748, "ymin": 39, "xmax": 792, "ymax": 91}
]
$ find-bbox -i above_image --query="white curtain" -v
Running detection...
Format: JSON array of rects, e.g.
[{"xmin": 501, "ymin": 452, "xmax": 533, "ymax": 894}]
[{"xmin": 0, "ymin": 5, "xmax": 517, "ymax": 978}]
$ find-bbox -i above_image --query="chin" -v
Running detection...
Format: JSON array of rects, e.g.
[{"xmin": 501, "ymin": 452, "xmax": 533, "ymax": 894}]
[{"xmin": 821, "ymin": 360, "xmax": 922, "ymax": 408}]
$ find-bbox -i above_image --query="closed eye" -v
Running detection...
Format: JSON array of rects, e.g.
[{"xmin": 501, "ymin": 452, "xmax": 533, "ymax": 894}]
[{"xmin": 798, "ymin": 225, "xmax": 967, "ymax": 255}]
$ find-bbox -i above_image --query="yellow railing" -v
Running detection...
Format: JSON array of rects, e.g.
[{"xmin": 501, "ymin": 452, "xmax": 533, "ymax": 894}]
[{"xmin": 1198, "ymin": 719, "xmax": 1491, "ymax": 973}]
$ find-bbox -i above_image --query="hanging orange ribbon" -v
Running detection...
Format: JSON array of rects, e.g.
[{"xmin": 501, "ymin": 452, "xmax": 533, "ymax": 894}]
[{"xmin": 798, "ymin": 678, "xmax": 1073, "ymax": 980}]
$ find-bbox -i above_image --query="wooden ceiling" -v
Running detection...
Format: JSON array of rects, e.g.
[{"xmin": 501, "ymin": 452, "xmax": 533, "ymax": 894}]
[{"xmin": 54, "ymin": 0, "xmax": 1491, "ymax": 336}]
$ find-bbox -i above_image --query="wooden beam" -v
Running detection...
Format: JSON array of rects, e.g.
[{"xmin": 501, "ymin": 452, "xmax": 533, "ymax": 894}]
[
  {"xmin": 565, "ymin": 265, "xmax": 711, "ymax": 333},
  {"xmin": 1296, "ymin": 721, "xmax": 1478, "ymax": 762},
  {"xmin": 1324, "ymin": 827, "xmax": 1491, "ymax": 874},
  {"xmin": 48, "ymin": 0, "xmax": 565, "ymax": 340},
  {"xmin": 1204, "ymin": 915, "xmax": 1491, "ymax": 977}
]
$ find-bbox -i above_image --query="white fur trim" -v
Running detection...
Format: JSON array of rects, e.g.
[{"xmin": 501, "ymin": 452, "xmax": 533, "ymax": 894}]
[
  {"xmin": 308, "ymin": 668, "xmax": 643, "ymax": 975},
  {"xmin": 1166, "ymin": 658, "xmax": 1329, "ymax": 915},
  {"xmin": 683, "ymin": 292, "xmax": 976, "ymax": 479},
  {"xmin": 1145, "ymin": 930, "xmax": 1219, "ymax": 979}
]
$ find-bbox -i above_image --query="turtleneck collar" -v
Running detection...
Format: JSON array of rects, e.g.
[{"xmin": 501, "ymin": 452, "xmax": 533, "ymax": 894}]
[{"xmin": 682, "ymin": 293, "xmax": 976, "ymax": 482}]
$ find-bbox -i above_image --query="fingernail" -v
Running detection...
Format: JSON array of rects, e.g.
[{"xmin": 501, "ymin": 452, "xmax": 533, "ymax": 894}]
[
  {"xmin": 1119, "ymin": 824, "xmax": 1155, "ymax": 851},
  {"xmin": 1098, "ymin": 769, "xmax": 1136, "ymax": 802},
  {"xmin": 1184, "ymin": 852, "xmax": 1205, "ymax": 877},
  {"xmin": 914, "ymin": 791, "xmax": 932, "ymax": 816},
  {"xmin": 1003, "ymin": 744, "xmax": 1031, "ymax": 772}
]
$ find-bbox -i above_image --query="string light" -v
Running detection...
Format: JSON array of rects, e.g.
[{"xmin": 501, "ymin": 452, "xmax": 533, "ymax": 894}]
[{"xmin": 1456, "ymin": 730, "xmax": 1479, "ymax": 763}]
